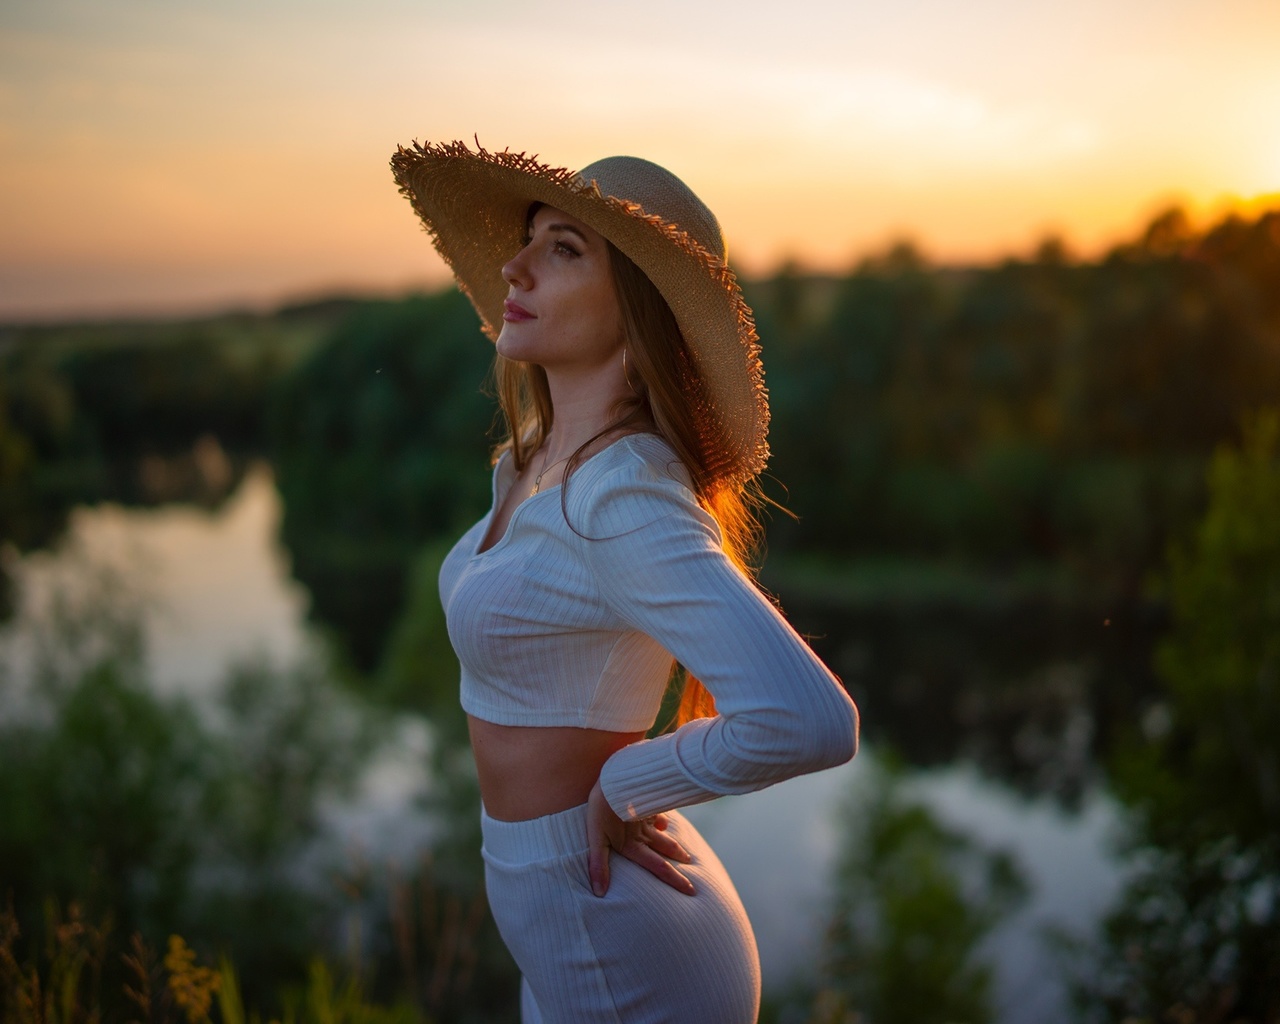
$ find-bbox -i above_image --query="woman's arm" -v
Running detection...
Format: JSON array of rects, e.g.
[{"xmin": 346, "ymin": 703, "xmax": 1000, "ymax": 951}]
[{"xmin": 582, "ymin": 465, "xmax": 859, "ymax": 823}]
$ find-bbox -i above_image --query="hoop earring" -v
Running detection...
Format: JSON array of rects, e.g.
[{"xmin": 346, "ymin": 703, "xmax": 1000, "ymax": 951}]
[{"xmin": 622, "ymin": 348, "xmax": 641, "ymax": 396}]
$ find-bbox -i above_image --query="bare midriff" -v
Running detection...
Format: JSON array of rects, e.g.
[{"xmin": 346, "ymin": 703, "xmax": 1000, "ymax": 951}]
[{"xmin": 467, "ymin": 716, "xmax": 646, "ymax": 822}]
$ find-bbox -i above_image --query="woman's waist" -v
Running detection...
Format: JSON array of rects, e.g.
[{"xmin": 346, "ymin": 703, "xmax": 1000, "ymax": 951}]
[
  {"xmin": 479, "ymin": 799, "xmax": 695, "ymax": 867},
  {"xmin": 467, "ymin": 716, "xmax": 645, "ymax": 823}
]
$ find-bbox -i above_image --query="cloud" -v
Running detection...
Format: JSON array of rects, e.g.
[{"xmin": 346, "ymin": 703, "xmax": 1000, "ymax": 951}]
[{"xmin": 762, "ymin": 67, "xmax": 1098, "ymax": 168}]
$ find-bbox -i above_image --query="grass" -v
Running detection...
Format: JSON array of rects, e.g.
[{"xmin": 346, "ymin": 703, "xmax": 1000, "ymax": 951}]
[{"xmin": 0, "ymin": 901, "xmax": 433, "ymax": 1024}]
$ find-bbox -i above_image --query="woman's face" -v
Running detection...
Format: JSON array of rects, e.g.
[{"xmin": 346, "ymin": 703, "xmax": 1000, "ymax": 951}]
[{"xmin": 496, "ymin": 205, "xmax": 624, "ymax": 373}]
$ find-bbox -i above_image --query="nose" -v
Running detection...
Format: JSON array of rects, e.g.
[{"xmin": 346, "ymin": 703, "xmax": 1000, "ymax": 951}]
[{"xmin": 502, "ymin": 243, "xmax": 533, "ymax": 290}]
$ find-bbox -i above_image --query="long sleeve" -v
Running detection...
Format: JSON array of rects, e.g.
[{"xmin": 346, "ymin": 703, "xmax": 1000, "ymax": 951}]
[{"xmin": 582, "ymin": 458, "xmax": 859, "ymax": 821}]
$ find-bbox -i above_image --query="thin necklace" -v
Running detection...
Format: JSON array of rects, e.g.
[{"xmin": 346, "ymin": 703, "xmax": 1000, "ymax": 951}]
[{"xmin": 531, "ymin": 448, "xmax": 571, "ymax": 495}]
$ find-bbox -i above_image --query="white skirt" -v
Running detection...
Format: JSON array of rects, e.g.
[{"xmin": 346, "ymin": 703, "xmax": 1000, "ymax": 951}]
[{"xmin": 481, "ymin": 802, "xmax": 760, "ymax": 1024}]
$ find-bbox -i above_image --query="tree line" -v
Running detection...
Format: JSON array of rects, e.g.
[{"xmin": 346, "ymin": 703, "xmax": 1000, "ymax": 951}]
[{"xmin": 2, "ymin": 204, "xmax": 1278, "ymax": 652}]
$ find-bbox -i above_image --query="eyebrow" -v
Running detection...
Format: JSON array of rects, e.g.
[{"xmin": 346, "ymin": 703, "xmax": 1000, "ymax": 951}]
[{"xmin": 544, "ymin": 222, "xmax": 590, "ymax": 244}]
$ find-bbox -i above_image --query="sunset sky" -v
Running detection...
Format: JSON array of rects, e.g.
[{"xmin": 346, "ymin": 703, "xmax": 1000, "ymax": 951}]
[{"xmin": 2, "ymin": 0, "xmax": 1278, "ymax": 320}]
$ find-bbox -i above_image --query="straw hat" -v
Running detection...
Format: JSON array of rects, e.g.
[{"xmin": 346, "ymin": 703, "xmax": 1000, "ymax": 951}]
[{"xmin": 390, "ymin": 139, "xmax": 769, "ymax": 483}]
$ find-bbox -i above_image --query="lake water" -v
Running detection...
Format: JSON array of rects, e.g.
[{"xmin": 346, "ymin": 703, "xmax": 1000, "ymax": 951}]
[{"xmin": 0, "ymin": 466, "xmax": 1129, "ymax": 1023}]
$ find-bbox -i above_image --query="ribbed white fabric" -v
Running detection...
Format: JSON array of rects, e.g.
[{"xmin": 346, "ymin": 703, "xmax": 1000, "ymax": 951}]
[
  {"xmin": 481, "ymin": 802, "xmax": 759, "ymax": 1023},
  {"xmin": 438, "ymin": 433, "xmax": 859, "ymax": 821}
]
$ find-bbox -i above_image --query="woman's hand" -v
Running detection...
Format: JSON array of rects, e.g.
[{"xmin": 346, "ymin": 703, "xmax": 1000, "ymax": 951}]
[{"xmin": 587, "ymin": 779, "xmax": 695, "ymax": 898}]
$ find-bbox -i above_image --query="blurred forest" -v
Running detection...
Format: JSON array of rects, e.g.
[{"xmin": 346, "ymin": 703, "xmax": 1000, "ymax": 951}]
[
  {"xmin": 1, "ymin": 203, "xmax": 1278, "ymax": 1022},
  {"xmin": 5, "ymin": 207, "xmax": 1278, "ymax": 639}
]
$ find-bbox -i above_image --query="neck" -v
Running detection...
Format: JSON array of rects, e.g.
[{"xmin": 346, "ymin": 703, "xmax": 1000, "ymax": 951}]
[{"xmin": 542, "ymin": 361, "xmax": 631, "ymax": 458}]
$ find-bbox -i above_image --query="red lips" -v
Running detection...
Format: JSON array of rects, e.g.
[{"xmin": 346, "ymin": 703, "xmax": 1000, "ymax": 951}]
[{"xmin": 503, "ymin": 299, "xmax": 535, "ymax": 321}]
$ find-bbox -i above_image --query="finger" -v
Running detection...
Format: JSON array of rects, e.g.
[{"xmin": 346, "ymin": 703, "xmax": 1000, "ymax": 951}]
[
  {"xmin": 643, "ymin": 826, "xmax": 692, "ymax": 864},
  {"xmin": 586, "ymin": 783, "xmax": 622, "ymax": 898},
  {"xmin": 652, "ymin": 813, "xmax": 670, "ymax": 832},
  {"xmin": 621, "ymin": 843, "xmax": 696, "ymax": 896},
  {"xmin": 589, "ymin": 838, "xmax": 611, "ymax": 897}
]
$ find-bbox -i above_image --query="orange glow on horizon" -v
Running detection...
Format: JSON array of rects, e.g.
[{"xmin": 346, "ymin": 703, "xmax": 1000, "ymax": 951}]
[{"xmin": 2, "ymin": 0, "xmax": 1278, "ymax": 319}]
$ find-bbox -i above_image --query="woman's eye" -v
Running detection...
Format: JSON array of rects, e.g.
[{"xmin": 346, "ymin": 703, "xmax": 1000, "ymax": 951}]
[{"xmin": 553, "ymin": 240, "xmax": 580, "ymax": 257}]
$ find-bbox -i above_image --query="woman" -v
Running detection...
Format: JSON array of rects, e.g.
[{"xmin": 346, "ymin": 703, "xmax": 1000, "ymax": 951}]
[{"xmin": 390, "ymin": 140, "xmax": 859, "ymax": 1023}]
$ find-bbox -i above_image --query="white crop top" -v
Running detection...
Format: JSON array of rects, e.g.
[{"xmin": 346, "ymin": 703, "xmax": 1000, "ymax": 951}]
[{"xmin": 438, "ymin": 433, "xmax": 858, "ymax": 820}]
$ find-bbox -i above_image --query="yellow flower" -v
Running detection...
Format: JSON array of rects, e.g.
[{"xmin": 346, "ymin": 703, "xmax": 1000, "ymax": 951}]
[{"xmin": 165, "ymin": 935, "xmax": 221, "ymax": 1024}]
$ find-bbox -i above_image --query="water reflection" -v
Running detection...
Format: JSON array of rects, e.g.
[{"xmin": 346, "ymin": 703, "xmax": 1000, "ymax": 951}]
[
  {"xmin": 688, "ymin": 754, "xmax": 1124, "ymax": 1024},
  {"xmin": 0, "ymin": 468, "xmax": 1133, "ymax": 1022},
  {"xmin": 1, "ymin": 463, "xmax": 310, "ymax": 696},
  {"xmin": 776, "ymin": 579, "xmax": 1164, "ymax": 806}
]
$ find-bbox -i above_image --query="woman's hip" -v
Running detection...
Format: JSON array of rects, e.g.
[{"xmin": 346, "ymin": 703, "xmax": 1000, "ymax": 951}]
[{"xmin": 481, "ymin": 802, "xmax": 760, "ymax": 1023}]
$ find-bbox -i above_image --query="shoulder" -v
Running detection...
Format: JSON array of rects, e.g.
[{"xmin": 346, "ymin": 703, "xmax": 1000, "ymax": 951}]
[
  {"xmin": 492, "ymin": 448, "xmax": 516, "ymax": 503},
  {"xmin": 567, "ymin": 433, "xmax": 717, "ymax": 540}
]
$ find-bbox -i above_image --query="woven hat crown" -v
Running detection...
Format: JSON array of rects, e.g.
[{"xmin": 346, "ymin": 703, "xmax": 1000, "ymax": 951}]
[{"xmin": 578, "ymin": 157, "xmax": 726, "ymax": 265}]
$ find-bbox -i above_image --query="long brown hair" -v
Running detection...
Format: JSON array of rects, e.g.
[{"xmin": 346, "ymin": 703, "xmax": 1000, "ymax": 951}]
[{"xmin": 492, "ymin": 241, "xmax": 767, "ymax": 728}]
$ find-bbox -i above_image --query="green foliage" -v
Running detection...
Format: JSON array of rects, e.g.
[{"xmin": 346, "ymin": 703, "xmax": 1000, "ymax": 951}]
[
  {"xmin": 374, "ymin": 540, "xmax": 464, "ymax": 728},
  {"xmin": 794, "ymin": 755, "xmax": 1027, "ymax": 1024},
  {"xmin": 269, "ymin": 292, "xmax": 494, "ymax": 669},
  {"xmin": 372, "ymin": 541, "xmax": 488, "ymax": 889},
  {"xmin": 0, "ymin": 566, "xmax": 521, "ymax": 1022},
  {"xmin": 763, "ymin": 206, "xmax": 1280, "ymax": 587},
  {"xmin": 0, "ymin": 307, "xmax": 335, "ymax": 556},
  {"xmin": 343, "ymin": 855, "xmax": 516, "ymax": 1023},
  {"xmin": 0, "ymin": 394, "xmax": 38, "ymax": 551},
  {"xmin": 1077, "ymin": 409, "xmax": 1280, "ymax": 1022},
  {"xmin": 258, "ymin": 958, "xmax": 427, "ymax": 1024},
  {"xmin": 1, "ymin": 902, "xmax": 111, "ymax": 1024},
  {"xmin": 0, "ymin": 638, "xmax": 216, "ymax": 943},
  {"xmin": 0, "ymin": 903, "xmax": 437, "ymax": 1024},
  {"xmin": 1148, "ymin": 409, "xmax": 1280, "ymax": 849},
  {"xmin": 0, "ymin": 579, "xmax": 375, "ymax": 1011}
]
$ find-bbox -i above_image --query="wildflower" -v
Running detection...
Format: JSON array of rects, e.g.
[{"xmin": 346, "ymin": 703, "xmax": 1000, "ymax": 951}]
[{"xmin": 164, "ymin": 935, "xmax": 220, "ymax": 1024}]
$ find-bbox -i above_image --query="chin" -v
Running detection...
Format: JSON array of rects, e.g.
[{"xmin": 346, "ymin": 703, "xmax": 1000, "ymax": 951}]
[{"xmin": 495, "ymin": 326, "xmax": 530, "ymax": 361}]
